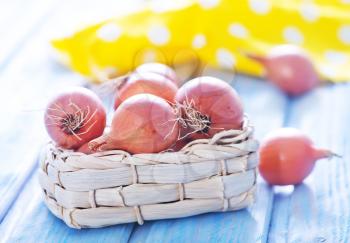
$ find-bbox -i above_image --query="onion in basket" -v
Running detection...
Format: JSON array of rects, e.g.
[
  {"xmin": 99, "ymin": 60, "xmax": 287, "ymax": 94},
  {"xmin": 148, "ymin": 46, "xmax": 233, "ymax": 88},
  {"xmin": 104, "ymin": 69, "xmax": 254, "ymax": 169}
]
[
  {"xmin": 44, "ymin": 87, "xmax": 106, "ymax": 149},
  {"xmin": 76, "ymin": 142, "xmax": 94, "ymax": 154},
  {"xmin": 135, "ymin": 62, "xmax": 179, "ymax": 85},
  {"xmin": 113, "ymin": 72, "xmax": 178, "ymax": 109},
  {"xmin": 90, "ymin": 94, "xmax": 179, "ymax": 154},
  {"xmin": 175, "ymin": 76, "xmax": 244, "ymax": 139}
]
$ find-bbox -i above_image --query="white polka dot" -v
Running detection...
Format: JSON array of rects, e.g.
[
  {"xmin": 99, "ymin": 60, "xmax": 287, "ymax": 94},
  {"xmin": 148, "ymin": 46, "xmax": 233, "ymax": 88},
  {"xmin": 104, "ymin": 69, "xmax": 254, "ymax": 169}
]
[
  {"xmin": 300, "ymin": 2, "xmax": 319, "ymax": 22},
  {"xmin": 96, "ymin": 23, "xmax": 122, "ymax": 42},
  {"xmin": 283, "ymin": 26, "xmax": 304, "ymax": 44},
  {"xmin": 148, "ymin": 25, "xmax": 170, "ymax": 45},
  {"xmin": 249, "ymin": 0, "xmax": 271, "ymax": 15},
  {"xmin": 192, "ymin": 34, "xmax": 206, "ymax": 49},
  {"xmin": 199, "ymin": 0, "xmax": 220, "ymax": 9},
  {"xmin": 216, "ymin": 48, "xmax": 236, "ymax": 69},
  {"xmin": 149, "ymin": 1, "xmax": 177, "ymax": 13},
  {"xmin": 228, "ymin": 23, "xmax": 249, "ymax": 39},
  {"xmin": 341, "ymin": 0, "xmax": 350, "ymax": 4},
  {"xmin": 338, "ymin": 25, "xmax": 350, "ymax": 44},
  {"xmin": 324, "ymin": 50, "xmax": 348, "ymax": 65}
]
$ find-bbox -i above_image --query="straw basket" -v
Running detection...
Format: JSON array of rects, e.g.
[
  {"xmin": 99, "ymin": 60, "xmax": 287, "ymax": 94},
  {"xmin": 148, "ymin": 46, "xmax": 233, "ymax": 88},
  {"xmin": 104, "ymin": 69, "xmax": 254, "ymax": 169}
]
[{"xmin": 38, "ymin": 118, "xmax": 258, "ymax": 229}]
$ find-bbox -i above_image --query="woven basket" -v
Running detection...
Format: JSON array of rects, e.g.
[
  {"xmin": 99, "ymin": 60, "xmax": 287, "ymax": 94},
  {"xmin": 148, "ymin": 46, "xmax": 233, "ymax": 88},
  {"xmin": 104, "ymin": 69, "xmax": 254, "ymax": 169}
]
[{"xmin": 38, "ymin": 119, "xmax": 258, "ymax": 229}]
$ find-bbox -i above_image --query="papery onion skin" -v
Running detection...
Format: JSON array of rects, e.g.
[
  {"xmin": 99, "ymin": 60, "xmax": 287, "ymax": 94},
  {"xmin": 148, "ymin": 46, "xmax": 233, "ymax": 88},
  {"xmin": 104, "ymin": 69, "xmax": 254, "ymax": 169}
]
[
  {"xmin": 175, "ymin": 76, "xmax": 244, "ymax": 139},
  {"xmin": 91, "ymin": 94, "xmax": 179, "ymax": 154},
  {"xmin": 247, "ymin": 45, "xmax": 319, "ymax": 96},
  {"xmin": 259, "ymin": 128, "xmax": 335, "ymax": 185},
  {"xmin": 44, "ymin": 87, "xmax": 106, "ymax": 149},
  {"xmin": 136, "ymin": 62, "xmax": 179, "ymax": 85},
  {"xmin": 113, "ymin": 72, "xmax": 178, "ymax": 109}
]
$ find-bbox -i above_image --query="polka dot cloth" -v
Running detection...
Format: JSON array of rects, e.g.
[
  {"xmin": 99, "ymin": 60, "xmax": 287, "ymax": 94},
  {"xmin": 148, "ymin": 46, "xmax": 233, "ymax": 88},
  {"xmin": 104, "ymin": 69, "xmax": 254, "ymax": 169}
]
[{"xmin": 52, "ymin": 0, "xmax": 350, "ymax": 83}]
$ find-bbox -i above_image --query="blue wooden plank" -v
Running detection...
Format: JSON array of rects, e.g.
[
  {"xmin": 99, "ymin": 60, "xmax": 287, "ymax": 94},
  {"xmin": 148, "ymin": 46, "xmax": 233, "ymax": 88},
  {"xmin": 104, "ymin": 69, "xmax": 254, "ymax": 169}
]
[
  {"xmin": 0, "ymin": 2, "xmax": 146, "ymax": 241},
  {"xmin": 268, "ymin": 84, "xmax": 350, "ymax": 242},
  {"xmin": 0, "ymin": 0, "xmax": 78, "ymax": 220},
  {"xmin": 0, "ymin": 61, "xmax": 85, "ymax": 220},
  {"xmin": 0, "ymin": 0, "xmax": 143, "ymax": 223},
  {"xmin": 129, "ymin": 76, "xmax": 288, "ymax": 243},
  {"xmin": 0, "ymin": 170, "xmax": 135, "ymax": 243}
]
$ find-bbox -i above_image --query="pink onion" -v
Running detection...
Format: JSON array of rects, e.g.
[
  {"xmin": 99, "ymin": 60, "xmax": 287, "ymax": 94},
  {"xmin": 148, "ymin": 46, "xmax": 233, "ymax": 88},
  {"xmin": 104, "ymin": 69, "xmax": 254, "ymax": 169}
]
[
  {"xmin": 259, "ymin": 128, "xmax": 338, "ymax": 185},
  {"xmin": 135, "ymin": 62, "xmax": 179, "ymax": 85},
  {"xmin": 246, "ymin": 45, "xmax": 319, "ymax": 96},
  {"xmin": 90, "ymin": 94, "xmax": 179, "ymax": 154},
  {"xmin": 44, "ymin": 87, "xmax": 106, "ymax": 149},
  {"xmin": 175, "ymin": 76, "xmax": 244, "ymax": 139},
  {"xmin": 113, "ymin": 72, "xmax": 178, "ymax": 109}
]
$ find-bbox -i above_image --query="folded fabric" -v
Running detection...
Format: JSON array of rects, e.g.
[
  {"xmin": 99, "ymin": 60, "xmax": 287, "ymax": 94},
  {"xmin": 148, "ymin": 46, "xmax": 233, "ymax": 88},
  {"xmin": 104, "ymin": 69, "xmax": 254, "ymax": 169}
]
[{"xmin": 52, "ymin": 0, "xmax": 350, "ymax": 83}]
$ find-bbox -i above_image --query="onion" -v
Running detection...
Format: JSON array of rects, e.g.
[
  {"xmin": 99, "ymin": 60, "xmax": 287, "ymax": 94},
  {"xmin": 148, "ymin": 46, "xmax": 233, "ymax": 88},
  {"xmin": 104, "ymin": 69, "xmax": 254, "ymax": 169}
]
[
  {"xmin": 259, "ymin": 128, "xmax": 338, "ymax": 185},
  {"xmin": 175, "ymin": 76, "xmax": 244, "ymax": 139},
  {"xmin": 114, "ymin": 72, "xmax": 178, "ymax": 109},
  {"xmin": 246, "ymin": 45, "xmax": 319, "ymax": 96},
  {"xmin": 136, "ymin": 62, "xmax": 179, "ymax": 85},
  {"xmin": 90, "ymin": 94, "xmax": 179, "ymax": 154},
  {"xmin": 169, "ymin": 138, "xmax": 192, "ymax": 152},
  {"xmin": 76, "ymin": 142, "xmax": 94, "ymax": 154},
  {"xmin": 44, "ymin": 87, "xmax": 106, "ymax": 149}
]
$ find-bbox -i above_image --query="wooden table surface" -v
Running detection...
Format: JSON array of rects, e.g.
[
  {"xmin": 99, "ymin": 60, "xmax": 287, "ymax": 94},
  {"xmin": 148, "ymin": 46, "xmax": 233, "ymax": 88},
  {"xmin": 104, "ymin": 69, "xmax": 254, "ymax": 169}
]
[{"xmin": 0, "ymin": 1, "xmax": 348, "ymax": 242}]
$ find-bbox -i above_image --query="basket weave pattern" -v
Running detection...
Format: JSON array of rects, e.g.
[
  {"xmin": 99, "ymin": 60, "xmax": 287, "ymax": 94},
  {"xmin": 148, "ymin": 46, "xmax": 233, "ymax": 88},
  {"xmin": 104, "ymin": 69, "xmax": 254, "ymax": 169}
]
[{"xmin": 39, "ymin": 119, "xmax": 258, "ymax": 228}]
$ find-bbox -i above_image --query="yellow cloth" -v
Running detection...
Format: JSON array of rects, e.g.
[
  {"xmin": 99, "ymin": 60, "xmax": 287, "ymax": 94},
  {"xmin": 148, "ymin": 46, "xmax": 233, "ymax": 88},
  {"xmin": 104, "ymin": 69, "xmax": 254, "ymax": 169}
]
[{"xmin": 52, "ymin": 0, "xmax": 350, "ymax": 83}]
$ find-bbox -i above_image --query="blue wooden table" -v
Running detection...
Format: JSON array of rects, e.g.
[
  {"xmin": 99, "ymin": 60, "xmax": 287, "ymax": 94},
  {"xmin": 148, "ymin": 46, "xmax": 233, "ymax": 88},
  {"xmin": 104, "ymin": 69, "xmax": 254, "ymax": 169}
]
[{"xmin": 0, "ymin": 1, "xmax": 348, "ymax": 242}]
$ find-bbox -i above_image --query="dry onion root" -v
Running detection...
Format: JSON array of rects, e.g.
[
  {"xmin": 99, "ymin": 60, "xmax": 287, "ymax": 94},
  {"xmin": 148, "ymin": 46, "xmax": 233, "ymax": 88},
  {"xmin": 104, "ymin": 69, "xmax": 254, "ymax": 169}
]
[
  {"xmin": 175, "ymin": 76, "xmax": 244, "ymax": 140},
  {"xmin": 44, "ymin": 87, "xmax": 106, "ymax": 149}
]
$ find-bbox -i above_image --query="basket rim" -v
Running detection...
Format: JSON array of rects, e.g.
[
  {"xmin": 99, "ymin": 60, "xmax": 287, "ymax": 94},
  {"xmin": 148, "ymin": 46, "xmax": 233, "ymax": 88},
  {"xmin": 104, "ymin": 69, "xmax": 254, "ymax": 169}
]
[{"xmin": 47, "ymin": 117, "xmax": 253, "ymax": 156}]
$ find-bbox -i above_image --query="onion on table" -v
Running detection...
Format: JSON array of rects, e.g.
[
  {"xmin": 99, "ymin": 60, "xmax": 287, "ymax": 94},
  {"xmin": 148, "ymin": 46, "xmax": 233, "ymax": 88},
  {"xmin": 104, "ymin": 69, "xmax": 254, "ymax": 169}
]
[
  {"xmin": 44, "ymin": 87, "xmax": 106, "ymax": 149},
  {"xmin": 90, "ymin": 94, "xmax": 179, "ymax": 154},
  {"xmin": 175, "ymin": 76, "xmax": 244, "ymax": 139},
  {"xmin": 246, "ymin": 44, "xmax": 319, "ymax": 96},
  {"xmin": 259, "ymin": 128, "xmax": 338, "ymax": 185}
]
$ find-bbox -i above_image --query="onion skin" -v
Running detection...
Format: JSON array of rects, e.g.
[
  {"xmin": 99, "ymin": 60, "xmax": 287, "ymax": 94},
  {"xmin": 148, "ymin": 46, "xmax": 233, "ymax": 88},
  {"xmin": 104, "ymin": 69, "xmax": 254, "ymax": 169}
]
[
  {"xmin": 247, "ymin": 45, "xmax": 319, "ymax": 96},
  {"xmin": 113, "ymin": 72, "xmax": 178, "ymax": 109},
  {"xmin": 90, "ymin": 94, "xmax": 179, "ymax": 154},
  {"xmin": 175, "ymin": 76, "xmax": 244, "ymax": 139},
  {"xmin": 259, "ymin": 128, "xmax": 335, "ymax": 185},
  {"xmin": 77, "ymin": 142, "xmax": 94, "ymax": 154},
  {"xmin": 169, "ymin": 138, "xmax": 192, "ymax": 152},
  {"xmin": 136, "ymin": 62, "xmax": 179, "ymax": 85},
  {"xmin": 44, "ymin": 87, "xmax": 106, "ymax": 150}
]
